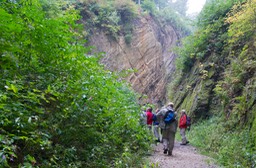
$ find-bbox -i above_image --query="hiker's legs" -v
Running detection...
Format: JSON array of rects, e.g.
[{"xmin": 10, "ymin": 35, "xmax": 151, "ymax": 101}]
[
  {"xmin": 160, "ymin": 128, "xmax": 163, "ymax": 142},
  {"xmin": 180, "ymin": 128, "xmax": 187, "ymax": 144},
  {"xmin": 168, "ymin": 131, "xmax": 175, "ymax": 155},
  {"xmin": 147, "ymin": 125, "xmax": 152, "ymax": 131},
  {"xmin": 162, "ymin": 129, "xmax": 168, "ymax": 150},
  {"xmin": 153, "ymin": 125, "xmax": 160, "ymax": 141}
]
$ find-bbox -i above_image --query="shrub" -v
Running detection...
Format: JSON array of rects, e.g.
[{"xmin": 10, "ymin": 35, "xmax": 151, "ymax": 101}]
[
  {"xmin": 125, "ymin": 33, "xmax": 132, "ymax": 45},
  {"xmin": 0, "ymin": 0, "xmax": 150, "ymax": 167},
  {"xmin": 141, "ymin": 0, "xmax": 157, "ymax": 15},
  {"xmin": 187, "ymin": 116, "xmax": 255, "ymax": 167}
]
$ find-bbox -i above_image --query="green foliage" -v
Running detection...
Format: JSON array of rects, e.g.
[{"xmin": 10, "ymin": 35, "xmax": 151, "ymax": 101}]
[
  {"xmin": 0, "ymin": 0, "xmax": 150, "ymax": 167},
  {"xmin": 77, "ymin": 0, "xmax": 197, "ymax": 54},
  {"xmin": 114, "ymin": 0, "xmax": 138, "ymax": 22},
  {"xmin": 78, "ymin": 0, "xmax": 138, "ymax": 43},
  {"xmin": 153, "ymin": 0, "xmax": 169, "ymax": 9},
  {"xmin": 227, "ymin": 0, "xmax": 256, "ymax": 47},
  {"xmin": 125, "ymin": 34, "xmax": 133, "ymax": 45},
  {"xmin": 169, "ymin": 0, "xmax": 188, "ymax": 16},
  {"xmin": 79, "ymin": 0, "xmax": 191, "ymax": 44},
  {"xmin": 187, "ymin": 117, "xmax": 256, "ymax": 167},
  {"xmin": 156, "ymin": 6, "xmax": 191, "ymax": 35},
  {"xmin": 251, "ymin": 106, "xmax": 256, "ymax": 147},
  {"xmin": 141, "ymin": 0, "xmax": 157, "ymax": 15},
  {"xmin": 114, "ymin": 0, "xmax": 138, "ymax": 44},
  {"xmin": 173, "ymin": 0, "xmax": 256, "ymax": 121},
  {"xmin": 174, "ymin": 0, "xmax": 244, "ymax": 73},
  {"xmin": 78, "ymin": 1, "xmax": 121, "ymax": 39},
  {"xmin": 197, "ymin": 0, "xmax": 244, "ymax": 28},
  {"xmin": 170, "ymin": 1, "xmax": 256, "ymax": 166},
  {"xmin": 173, "ymin": 36, "xmax": 196, "ymax": 72},
  {"xmin": 213, "ymin": 0, "xmax": 256, "ymax": 126}
]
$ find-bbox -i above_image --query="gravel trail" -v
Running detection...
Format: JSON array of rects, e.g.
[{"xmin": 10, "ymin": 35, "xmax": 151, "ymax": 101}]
[{"xmin": 149, "ymin": 142, "xmax": 219, "ymax": 168}]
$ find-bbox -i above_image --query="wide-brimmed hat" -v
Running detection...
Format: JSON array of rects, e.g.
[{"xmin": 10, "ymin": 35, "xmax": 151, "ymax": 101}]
[{"xmin": 167, "ymin": 102, "xmax": 174, "ymax": 107}]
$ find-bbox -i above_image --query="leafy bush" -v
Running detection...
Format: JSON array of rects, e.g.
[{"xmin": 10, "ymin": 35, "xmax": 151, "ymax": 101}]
[
  {"xmin": 173, "ymin": 36, "xmax": 196, "ymax": 72},
  {"xmin": 125, "ymin": 34, "xmax": 133, "ymax": 45},
  {"xmin": 78, "ymin": 0, "xmax": 138, "ymax": 44},
  {"xmin": 197, "ymin": 0, "xmax": 245, "ymax": 28},
  {"xmin": 141, "ymin": 0, "xmax": 157, "ymax": 15},
  {"xmin": 187, "ymin": 117, "xmax": 256, "ymax": 167},
  {"xmin": 0, "ymin": 0, "xmax": 150, "ymax": 167},
  {"xmin": 79, "ymin": 1, "xmax": 121, "ymax": 39},
  {"xmin": 113, "ymin": 0, "xmax": 138, "ymax": 44},
  {"xmin": 113, "ymin": 0, "xmax": 138, "ymax": 19}
]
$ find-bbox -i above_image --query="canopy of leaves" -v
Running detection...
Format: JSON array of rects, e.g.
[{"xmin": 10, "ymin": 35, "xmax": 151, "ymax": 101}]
[{"xmin": 0, "ymin": 0, "xmax": 150, "ymax": 167}]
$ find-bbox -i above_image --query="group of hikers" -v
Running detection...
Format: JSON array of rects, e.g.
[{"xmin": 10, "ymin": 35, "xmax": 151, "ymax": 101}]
[{"xmin": 140, "ymin": 102, "xmax": 191, "ymax": 156}]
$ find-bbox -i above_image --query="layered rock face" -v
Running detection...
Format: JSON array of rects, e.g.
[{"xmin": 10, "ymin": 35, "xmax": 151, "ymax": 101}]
[{"xmin": 89, "ymin": 16, "xmax": 179, "ymax": 105}]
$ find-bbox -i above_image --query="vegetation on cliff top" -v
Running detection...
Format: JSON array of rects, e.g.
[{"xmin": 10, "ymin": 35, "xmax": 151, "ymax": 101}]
[{"xmin": 78, "ymin": 0, "xmax": 191, "ymax": 45}]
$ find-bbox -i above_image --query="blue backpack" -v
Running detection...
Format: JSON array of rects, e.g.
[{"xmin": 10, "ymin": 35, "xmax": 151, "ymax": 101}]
[{"xmin": 164, "ymin": 110, "xmax": 175, "ymax": 124}]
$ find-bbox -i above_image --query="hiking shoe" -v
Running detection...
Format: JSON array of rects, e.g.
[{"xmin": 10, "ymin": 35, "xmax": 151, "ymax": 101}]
[
  {"xmin": 167, "ymin": 150, "xmax": 172, "ymax": 156},
  {"xmin": 163, "ymin": 149, "xmax": 168, "ymax": 154}
]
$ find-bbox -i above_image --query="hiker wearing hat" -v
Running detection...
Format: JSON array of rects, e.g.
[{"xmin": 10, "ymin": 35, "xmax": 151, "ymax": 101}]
[
  {"xmin": 156, "ymin": 102, "xmax": 178, "ymax": 156},
  {"xmin": 146, "ymin": 107, "xmax": 154, "ymax": 130},
  {"xmin": 179, "ymin": 109, "xmax": 189, "ymax": 145}
]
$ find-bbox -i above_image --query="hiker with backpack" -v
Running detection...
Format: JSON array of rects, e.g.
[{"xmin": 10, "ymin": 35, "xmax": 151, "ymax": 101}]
[
  {"xmin": 156, "ymin": 102, "xmax": 177, "ymax": 156},
  {"xmin": 146, "ymin": 107, "xmax": 154, "ymax": 131},
  {"xmin": 179, "ymin": 109, "xmax": 190, "ymax": 145}
]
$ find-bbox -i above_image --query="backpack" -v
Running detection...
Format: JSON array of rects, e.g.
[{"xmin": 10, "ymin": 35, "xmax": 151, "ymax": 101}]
[
  {"xmin": 186, "ymin": 115, "xmax": 191, "ymax": 126},
  {"xmin": 152, "ymin": 114, "xmax": 157, "ymax": 122},
  {"xmin": 164, "ymin": 110, "xmax": 175, "ymax": 124}
]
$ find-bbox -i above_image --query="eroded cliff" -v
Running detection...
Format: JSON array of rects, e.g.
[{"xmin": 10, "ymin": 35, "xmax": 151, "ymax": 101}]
[{"xmin": 88, "ymin": 15, "xmax": 179, "ymax": 105}]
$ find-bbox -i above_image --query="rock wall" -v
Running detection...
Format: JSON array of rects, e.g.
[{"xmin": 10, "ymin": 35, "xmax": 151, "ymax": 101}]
[{"xmin": 88, "ymin": 15, "xmax": 179, "ymax": 106}]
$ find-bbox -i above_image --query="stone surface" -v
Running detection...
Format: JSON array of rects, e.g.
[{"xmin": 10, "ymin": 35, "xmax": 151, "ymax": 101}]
[{"xmin": 88, "ymin": 16, "xmax": 179, "ymax": 105}]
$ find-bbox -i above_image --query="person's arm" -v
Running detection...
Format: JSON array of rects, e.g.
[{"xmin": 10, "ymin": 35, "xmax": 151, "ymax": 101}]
[{"xmin": 156, "ymin": 108, "xmax": 165, "ymax": 116}]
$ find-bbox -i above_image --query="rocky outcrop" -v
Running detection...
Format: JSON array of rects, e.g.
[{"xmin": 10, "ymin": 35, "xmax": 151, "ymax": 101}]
[{"xmin": 89, "ymin": 15, "xmax": 179, "ymax": 105}]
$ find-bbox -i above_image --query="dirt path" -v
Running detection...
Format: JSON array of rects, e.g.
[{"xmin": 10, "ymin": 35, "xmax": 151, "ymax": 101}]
[{"xmin": 149, "ymin": 142, "xmax": 219, "ymax": 168}]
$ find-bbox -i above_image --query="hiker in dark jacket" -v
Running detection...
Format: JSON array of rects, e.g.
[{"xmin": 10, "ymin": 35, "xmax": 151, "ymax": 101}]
[
  {"xmin": 156, "ymin": 102, "xmax": 177, "ymax": 156},
  {"xmin": 179, "ymin": 109, "xmax": 189, "ymax": 145}
]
